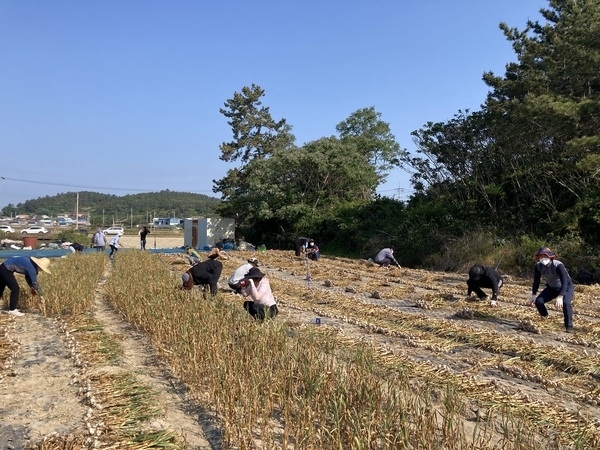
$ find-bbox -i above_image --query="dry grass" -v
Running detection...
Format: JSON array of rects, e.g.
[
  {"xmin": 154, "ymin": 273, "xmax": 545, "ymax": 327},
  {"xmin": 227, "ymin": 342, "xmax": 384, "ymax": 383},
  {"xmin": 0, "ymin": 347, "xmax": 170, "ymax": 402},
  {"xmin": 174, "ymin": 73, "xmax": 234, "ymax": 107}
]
[{"xmin": 4, "ymin": 248, "xmax": 600, "ymax": 449}]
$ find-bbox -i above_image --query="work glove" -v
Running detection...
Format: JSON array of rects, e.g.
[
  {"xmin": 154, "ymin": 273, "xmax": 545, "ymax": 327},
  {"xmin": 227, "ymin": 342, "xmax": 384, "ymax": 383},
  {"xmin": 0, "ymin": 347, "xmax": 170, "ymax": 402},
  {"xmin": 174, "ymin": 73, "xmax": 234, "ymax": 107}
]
[
  {"xmin": 555, "ymin": 295, "xmax": 564, "ymax": 310},
  {"xmin": 490, "ymin": 294, "xmax": 498, "ymax": 307},
  {"xmin": 30, "ymin": 288, "xmax": 37, "ymax": 296},
  {"xmin": 528, "ymin": 294, "xmax": 537, "ymax": 307}
]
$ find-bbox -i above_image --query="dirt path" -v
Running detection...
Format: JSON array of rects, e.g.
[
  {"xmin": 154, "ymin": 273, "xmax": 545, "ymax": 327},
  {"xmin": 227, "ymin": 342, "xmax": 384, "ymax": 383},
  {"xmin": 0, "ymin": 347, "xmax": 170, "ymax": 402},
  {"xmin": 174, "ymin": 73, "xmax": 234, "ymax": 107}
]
[
  {"xmin": 0, "ymin": 314, "xmax": 87, "ymax": 449},
  {"xmin": 91, "ymin": 263, "xmax": 217, "ymax": 449}
]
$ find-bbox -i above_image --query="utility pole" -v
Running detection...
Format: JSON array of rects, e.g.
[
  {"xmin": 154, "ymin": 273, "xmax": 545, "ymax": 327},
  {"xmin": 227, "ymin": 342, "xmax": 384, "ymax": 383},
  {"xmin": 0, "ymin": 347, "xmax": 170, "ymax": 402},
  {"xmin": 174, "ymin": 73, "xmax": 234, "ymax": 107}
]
[
  {"xmin": 76, "ymin": 192, "xmax": 79, "ymax": 230},
  {"xmin": 0, "ymin": 176, "xmax": 5, "ymax": 217}
]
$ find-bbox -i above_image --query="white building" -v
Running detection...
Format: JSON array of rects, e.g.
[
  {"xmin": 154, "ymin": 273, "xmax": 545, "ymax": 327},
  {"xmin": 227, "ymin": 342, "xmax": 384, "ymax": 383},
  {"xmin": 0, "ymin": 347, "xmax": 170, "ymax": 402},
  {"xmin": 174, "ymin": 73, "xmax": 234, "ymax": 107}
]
[{"xmin": 183, "ymin": 217, "xmax": 235, "ymax": 249}]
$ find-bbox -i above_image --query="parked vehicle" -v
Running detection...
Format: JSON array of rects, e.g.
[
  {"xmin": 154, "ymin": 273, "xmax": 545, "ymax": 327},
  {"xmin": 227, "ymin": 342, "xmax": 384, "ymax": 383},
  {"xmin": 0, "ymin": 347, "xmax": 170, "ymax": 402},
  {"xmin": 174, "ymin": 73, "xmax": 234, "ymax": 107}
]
[
  {"xmin": 21, "ymin": 226, "xmax": 49, "ymax": 234},
  {"xmin": 0, "ymin": 225, "xmax": 15, "ymax": 233},
  {"xmin": 103, "ymin": 226, "xmax": 124, "ymax": 236}
]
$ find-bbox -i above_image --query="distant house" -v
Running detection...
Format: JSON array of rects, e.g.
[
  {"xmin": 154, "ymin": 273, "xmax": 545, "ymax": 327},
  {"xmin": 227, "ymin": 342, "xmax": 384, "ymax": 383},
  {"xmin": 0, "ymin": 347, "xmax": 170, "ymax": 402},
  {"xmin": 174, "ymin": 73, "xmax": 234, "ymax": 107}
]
[{"xmin": 153, "ymin": 217, "xmax": 180, "ymax": 228}]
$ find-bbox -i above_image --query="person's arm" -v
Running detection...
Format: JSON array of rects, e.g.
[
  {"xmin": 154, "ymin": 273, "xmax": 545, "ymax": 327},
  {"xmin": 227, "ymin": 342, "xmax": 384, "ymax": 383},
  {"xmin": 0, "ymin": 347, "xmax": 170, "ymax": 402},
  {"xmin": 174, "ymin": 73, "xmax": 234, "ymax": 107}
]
[
  {"xmin": 23, "ymin": 259, "xmax": 42, "ymax": 294},
  {"xmin": 248, "ymin": 278, "xmax": 275, "ymax": 305},
  {"xmin": 556, "ymin": 263, "xmax": 570, "ymax": 296},
  {"xmin": 488, "ymin": 270, "xmax": 501, "ymax": 299},
  {"xmin": 532, "ymin": 266, "xmax": 541, "ymax": 295}
]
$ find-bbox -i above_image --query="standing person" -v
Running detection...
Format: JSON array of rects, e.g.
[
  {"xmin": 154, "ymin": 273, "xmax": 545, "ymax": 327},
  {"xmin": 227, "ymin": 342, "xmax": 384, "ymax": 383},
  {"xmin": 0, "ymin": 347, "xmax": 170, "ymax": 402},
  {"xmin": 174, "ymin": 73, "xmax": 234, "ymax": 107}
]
[
  {"xmin": 0, "ymin": 256, "xmax": 51, "ymax": 316},
  {"xmin": 466, "ymin": 264, "xmax": 503, "ymax": 307},
  {"xmin": 306, "ymin": 240, "xmax": 320, "ymax": 261},
  {"xmin": 528, "ymin": 247, "xmax": 575, "ymax": 333},
  {"xmin": 373, "ymin": 247, "xmax": 401, "ymax": 268},
  {"xmin": 109, "ymin": 234, "xmax": 122, "ymax": 259},
  {"xmin": 93, "ymin": 228, "xmax": 106, "ymax": 252},
  {"xmin": 228, "ymin": 257, "xmax": 260, "ymax": 293},
  {"xmin": 139, "ymin": 225, "xmax": 150, "ymax": 250},
  {"xmin": 240, "ymin": 267, "xmax": 278, "ymax": 321},
  {"xmin": 294, "ymin": 237, "xmax": 310, "ymax": 257},
  {"xmin": 181, "ymin": 248, "xmax": 223, "ymax": 296}
]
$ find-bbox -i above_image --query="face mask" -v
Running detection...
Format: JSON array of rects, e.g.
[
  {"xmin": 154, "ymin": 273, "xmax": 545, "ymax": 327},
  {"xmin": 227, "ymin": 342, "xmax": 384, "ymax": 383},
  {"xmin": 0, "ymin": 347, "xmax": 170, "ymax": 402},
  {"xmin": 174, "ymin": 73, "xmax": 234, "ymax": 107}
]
[{"xmin": 539, "ymin": 258, "xmax": 551, "ymax": 266}]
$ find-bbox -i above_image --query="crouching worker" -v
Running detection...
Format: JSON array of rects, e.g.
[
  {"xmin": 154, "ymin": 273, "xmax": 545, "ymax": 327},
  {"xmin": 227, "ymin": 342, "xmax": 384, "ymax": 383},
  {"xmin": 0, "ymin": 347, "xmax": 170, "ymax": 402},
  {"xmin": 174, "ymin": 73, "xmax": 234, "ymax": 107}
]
[
  {"xmin": 0, "ymin": 256, "xmax": 52, "ymax": 316},
  {"xmin": 228, "ymin": 257, "xmax": 260, "ymax": 294},
  {"xmin": 181, "ymin": 248, "xmax": 223, "ymax": 296},
  {"xmin": 529, "ymin": 247, "xmax": 575, "ymax": 333},
  {"xmin": 467, "ymin": 264, "xmax": 503, "ymax": 307},
  {"xmin": 306, "ymin": 240, "xmax": 320, "ymax": 261},
  {"xmin": 373, "ymin": 247, "xmax": 401, "ymax": 268},
  {"xmin": 240, "ymin": 267, "xmax": 278, "ymax": 321}
]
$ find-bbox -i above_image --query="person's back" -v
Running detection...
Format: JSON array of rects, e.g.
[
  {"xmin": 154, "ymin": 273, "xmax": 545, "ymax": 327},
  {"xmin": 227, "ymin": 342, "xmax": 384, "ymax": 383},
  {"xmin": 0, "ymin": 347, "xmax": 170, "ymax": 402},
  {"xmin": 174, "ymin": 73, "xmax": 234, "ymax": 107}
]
[
  {"xmin": 229, "ymin": 263, "xmax": 254, "ymax": 285},
  {"xmin": 373, "ymin": 247, "xmax": 400, "ymax": 268},
  {"xmin": 190, "ymin": 258, "xmax": 223, "ymax": 296},
  {"xmin": 467, "ymin": 264, "xmax": 503, "ymax": 304},
  {"xmin": 94, "ymin": 231, "xmax": 106, "ymax": 249}
]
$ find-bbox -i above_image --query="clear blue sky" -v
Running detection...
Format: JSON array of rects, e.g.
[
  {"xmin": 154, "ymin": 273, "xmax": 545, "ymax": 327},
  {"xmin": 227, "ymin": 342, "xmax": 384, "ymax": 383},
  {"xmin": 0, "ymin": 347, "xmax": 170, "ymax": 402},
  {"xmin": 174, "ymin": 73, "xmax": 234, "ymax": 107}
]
[{"xmin": 0, "ymin": 1, "xmax": 548, "ymax": 210}]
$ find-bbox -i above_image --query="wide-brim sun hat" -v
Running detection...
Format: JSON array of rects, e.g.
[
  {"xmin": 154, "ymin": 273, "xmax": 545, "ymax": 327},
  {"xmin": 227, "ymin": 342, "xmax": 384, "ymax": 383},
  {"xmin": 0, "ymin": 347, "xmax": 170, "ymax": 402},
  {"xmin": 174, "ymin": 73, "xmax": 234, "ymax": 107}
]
[
  {"xmin": 243, "ymin": 267, "xmax": 266, "ymax": 280},
  {"xmin": 31, "ymin": 257, "xmax": 52, "ymax": 274},
  {"xmin": 535, "ymin": 247, "xmax": 556, "ymax": 259}
]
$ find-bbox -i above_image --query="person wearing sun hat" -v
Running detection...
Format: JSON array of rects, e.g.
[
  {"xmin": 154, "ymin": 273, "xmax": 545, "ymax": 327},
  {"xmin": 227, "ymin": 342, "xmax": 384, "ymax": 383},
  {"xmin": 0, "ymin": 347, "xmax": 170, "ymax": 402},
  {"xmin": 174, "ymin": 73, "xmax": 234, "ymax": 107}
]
[
  {"xmin": 228, "ymin": 257, "xmax": 260, "ymax": 294},
  {"xmin": 0, "ymin": 256, "xmax": 51, "ymax": 316},
  {"xmin": 528, "ymin": 247, "xmax": 575, "ymax": 333},
  {"xmin": 240, "ymin": 266, "xmax": 278, "ymax": 321},
  {"xmin": 181, "ymin": 247, "xmax": 224, "ymax": 296}
]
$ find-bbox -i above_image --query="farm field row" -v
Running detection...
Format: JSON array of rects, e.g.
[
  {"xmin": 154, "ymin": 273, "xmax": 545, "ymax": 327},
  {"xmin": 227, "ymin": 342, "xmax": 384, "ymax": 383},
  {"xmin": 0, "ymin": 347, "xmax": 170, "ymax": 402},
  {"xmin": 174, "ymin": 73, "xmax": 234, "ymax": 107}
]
[{"xmin": 1, "ymin": 249, "xmax": 600, "ymax": 448}]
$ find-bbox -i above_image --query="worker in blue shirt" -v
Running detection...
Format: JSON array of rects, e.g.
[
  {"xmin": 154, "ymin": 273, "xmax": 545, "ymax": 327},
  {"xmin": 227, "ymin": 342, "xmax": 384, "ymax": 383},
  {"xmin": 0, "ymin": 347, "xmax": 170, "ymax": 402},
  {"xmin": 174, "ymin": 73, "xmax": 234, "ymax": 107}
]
[{"xmin": 0, "ymin": 256, "xmax": 52, "ymax": 316}]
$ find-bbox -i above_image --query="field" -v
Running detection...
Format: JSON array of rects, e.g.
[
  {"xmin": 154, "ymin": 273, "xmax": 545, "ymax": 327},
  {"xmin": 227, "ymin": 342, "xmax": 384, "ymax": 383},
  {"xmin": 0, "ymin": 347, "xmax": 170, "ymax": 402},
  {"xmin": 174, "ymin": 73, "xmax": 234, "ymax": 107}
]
[{"xmin": 1, "ymin": 247, "xmax": 600, "ymax": 449}]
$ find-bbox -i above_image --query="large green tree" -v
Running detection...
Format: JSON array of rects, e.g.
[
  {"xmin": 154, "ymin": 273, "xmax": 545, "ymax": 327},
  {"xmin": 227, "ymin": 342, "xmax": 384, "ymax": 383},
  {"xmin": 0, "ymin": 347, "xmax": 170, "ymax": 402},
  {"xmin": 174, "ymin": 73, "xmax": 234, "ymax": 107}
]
[
  {"xmin": 400, "ymin": 0, "xmax": 600, "ymax": 244},
  {"xmin": 214, "ymin": 85, "xmax": 402, "ymax": 245},
  {"xmin": 213, "ymin": 84, "xmax": 296, "ymax": 229},
  {"xmin": 336, "ymin": 106, "xmax": 404, "ymax": 183}
]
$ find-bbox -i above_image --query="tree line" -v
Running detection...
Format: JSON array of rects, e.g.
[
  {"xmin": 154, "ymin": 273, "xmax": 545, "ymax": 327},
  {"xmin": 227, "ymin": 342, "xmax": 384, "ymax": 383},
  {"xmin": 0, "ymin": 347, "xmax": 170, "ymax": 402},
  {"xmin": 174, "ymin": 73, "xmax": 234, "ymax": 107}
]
[
  {"xmin": 213, "ymin": 0, "xmax": 600, "ymax": 282},
  {"xmin": 3, "ymin": 190, "xmax": 221, "ymax": 227}
]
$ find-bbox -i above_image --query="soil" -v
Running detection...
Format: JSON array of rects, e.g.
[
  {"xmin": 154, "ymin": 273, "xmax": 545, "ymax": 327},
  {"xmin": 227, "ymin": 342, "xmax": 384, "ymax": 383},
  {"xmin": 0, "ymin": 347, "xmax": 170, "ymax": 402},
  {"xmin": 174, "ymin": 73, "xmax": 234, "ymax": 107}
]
[{"xmin": 2, "ymin": 245, "xmax": 600, "ymax": 448}]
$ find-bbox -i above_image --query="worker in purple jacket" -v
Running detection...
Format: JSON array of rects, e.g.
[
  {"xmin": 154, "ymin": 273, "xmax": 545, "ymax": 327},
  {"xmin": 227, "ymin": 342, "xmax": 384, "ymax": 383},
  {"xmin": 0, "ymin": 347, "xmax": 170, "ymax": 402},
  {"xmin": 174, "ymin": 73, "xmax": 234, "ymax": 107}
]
[
  {"xmin": 373, "ymin": 247, "xmax": 401, "ymax": 268},
  {"xmin": 528, "ymin": 247, "xmax": 575, "ymax": 333},
  {"xmin": 0, "ymin": 256, "xmax": 52, "ymax": 316}
]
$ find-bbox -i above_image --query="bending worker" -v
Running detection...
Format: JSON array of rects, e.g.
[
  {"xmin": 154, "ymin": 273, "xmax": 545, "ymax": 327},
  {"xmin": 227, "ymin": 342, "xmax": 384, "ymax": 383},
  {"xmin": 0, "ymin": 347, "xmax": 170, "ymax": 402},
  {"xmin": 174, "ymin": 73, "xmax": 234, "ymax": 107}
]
[
  {"xmin": 182, "ymin": 248, "xmax": 224, "ymax": 296},
  {"xmin": 240, "ymin": 267, "xmax": 278, "ymax": 321},
  {"xmin": 466, "ymin": 264, "xmax": 503, "ymax": 307},
  {"xmin": 373, "ymin": 247, "xmax": 401, "ymax": 268},
  {"xmin": 0, "ymin": 256, "xmax": 52, "ymax": 316},
  {"xmin": 228, "ymin": 257, "xmax": 260, "ymax": 294}
]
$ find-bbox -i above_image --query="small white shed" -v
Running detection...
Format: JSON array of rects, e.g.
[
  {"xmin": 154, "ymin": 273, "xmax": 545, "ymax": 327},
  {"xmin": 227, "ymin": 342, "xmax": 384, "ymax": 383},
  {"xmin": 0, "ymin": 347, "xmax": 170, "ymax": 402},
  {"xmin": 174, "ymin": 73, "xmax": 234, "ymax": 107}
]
[{"xmin": 184, "ymin": 217, "xmax": 235, "ymax": 249}]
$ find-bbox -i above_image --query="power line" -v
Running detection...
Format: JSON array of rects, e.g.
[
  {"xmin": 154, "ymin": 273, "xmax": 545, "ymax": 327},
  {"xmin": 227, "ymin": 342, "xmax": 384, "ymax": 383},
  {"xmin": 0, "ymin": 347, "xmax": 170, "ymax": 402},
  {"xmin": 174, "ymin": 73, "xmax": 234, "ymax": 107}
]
[{"xmin": 0, "ymin": 176, "xmax": 215, "ymax": 194}]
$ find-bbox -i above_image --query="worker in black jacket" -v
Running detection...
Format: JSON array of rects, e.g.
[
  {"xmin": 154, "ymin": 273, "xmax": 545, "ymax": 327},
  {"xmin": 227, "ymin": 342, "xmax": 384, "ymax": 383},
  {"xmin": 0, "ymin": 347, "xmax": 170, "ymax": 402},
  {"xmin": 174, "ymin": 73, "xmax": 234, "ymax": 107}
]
[
  {"xmin": 466, "ymin": 264, "xmax": 504, "ymax": 307},
  {"xmin": 181, "ymin": 248, "xmax": 224, "ymax": 296}
]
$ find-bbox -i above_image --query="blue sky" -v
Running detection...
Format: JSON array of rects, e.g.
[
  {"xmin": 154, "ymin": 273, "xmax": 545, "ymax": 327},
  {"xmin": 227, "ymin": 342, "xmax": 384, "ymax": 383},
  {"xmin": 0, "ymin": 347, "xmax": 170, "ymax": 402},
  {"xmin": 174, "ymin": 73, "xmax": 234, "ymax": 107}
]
[{"xmin": 0, "ymin": 1, "xmax": 548, "ymax": 210}]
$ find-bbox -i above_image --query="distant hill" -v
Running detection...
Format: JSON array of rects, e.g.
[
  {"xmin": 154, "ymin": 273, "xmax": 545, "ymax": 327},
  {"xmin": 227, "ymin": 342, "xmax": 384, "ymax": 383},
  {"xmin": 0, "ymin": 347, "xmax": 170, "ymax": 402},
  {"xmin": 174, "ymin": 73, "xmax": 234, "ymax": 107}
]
[{"xmin": 9, "ymin": 190, "xmax": 222, "ymax": 225}]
